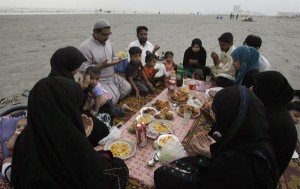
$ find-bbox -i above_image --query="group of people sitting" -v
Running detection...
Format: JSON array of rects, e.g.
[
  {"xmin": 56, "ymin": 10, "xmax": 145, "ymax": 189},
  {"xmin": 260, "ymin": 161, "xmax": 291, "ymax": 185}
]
[{"xmin": 0, "ymin": 18, "xmax": 299, "ymax": 189}]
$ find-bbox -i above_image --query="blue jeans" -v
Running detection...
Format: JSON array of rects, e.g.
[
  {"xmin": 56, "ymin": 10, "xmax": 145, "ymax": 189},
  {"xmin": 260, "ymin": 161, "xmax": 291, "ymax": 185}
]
[
  {"xmin": 100, "ymin": 99, "xmax": 125, "ymax": 118},
  {"xmin": 134, "ymin": 80, "xmax": 150, "ymax": 95}
]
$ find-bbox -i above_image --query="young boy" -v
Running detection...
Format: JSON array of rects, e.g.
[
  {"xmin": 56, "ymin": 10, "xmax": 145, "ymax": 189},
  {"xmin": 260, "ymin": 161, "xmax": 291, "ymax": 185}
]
[
  {"xmin": 82, "ymin": 66, "xmax": 131, "ymax": 117},
  {"xmin": 144, "ymin": 52, "xmax": 164, "ymax": 87},
  {"xmin": 126, "ymin": 46, "xmax": 154, "ymax": 99},
  {"xmin": 1, "ymin": 117, "xmax": 27, "ymax": 182}
]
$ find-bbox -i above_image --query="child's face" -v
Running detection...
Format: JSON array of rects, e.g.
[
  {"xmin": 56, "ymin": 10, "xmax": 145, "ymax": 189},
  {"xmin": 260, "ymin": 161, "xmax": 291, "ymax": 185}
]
[
  {"xmin": 166, "ymin": 55, "xmax": 173, "ymax": 62},
  {"xmin": 87, "ymin": 73, "xmax": 100, "ymax": 87},
  {"xmin": 16, "ymin": 118, "xmax": 27, "ymax": 133},
  {"xmin": 192, "ymin": 44, "xmax": 201, "ymax": 53},
  {"xmin": 147, "ymin": 59, "xmax": 157, "ymax": 67},
  {"xmin": 130, "ymin": 54, "xmax": 141, "ymax": 64}
]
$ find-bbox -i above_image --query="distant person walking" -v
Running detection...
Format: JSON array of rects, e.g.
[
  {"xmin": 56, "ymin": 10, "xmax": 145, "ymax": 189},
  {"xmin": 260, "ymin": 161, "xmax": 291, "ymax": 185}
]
[{"xmin": 236, "ymin": 13, "xmax": 239, "ymax": 20}]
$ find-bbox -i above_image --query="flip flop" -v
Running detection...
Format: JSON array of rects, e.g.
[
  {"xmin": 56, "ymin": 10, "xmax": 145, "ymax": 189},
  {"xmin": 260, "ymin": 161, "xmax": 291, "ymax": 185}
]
[
  {"xmin": 12, "ymin": 96, "xmax": 20, "ymax": 105},
  {"xmin": 21, "ymin": 90, "xmax": 30, "ymax": 97},
  {"xmin": 0, "ymin": 98, "xmax": 13, "ymax": 108}
]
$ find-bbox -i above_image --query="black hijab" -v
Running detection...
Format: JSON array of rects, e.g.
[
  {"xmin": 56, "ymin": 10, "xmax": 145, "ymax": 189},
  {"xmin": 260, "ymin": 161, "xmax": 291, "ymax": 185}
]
[
  {"xmin": 11, "ymin": 77, "xmax": 110, "ymax": 188},
  {"xmin": 253, "ymin": 71, "xmax": 294, "ymax": 109},
  {"xmin": 49, "ymin": 46, "xmax": 87, "ymax": 80},
  {"xmin": 183, "ymin": 38, "xmax": 207, "ymax": 68},
  {"xmin": 211, "ymin": 86, "xmax": 270, "ymax": 154}
]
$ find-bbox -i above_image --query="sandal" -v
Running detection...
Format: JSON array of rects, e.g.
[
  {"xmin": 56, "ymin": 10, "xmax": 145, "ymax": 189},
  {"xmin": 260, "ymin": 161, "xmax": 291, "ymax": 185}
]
[
  {"xmin": 0, "ymin": 98, "xmax": 13, "ymax": 108},
  {"xmin": 12, "ymin": 96, "xmax": 20, "ymax": 105},
  {"xmin": 22, "ymin": 90, "xmax": 30, "ymax": 97}
]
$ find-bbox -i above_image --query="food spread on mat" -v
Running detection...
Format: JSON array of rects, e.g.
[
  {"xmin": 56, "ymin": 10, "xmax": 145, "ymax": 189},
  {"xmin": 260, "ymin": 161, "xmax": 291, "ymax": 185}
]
[
  {"xmin": 152, "ymin": 100, "xmax": 171, "ymax": 111},
  {"xmin": 170, "ymin": 91, "xmax": 189, "ymax": 102},
  {"xmin": 178, "ymin": 104, "xmax": 200, "ymax": 117}
]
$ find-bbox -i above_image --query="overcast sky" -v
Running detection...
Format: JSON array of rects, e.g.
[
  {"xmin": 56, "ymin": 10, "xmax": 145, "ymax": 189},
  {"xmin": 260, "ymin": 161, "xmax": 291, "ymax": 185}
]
[{"xmin": 1, "ymin": 0, "xmax": 299, "ymax": 15}]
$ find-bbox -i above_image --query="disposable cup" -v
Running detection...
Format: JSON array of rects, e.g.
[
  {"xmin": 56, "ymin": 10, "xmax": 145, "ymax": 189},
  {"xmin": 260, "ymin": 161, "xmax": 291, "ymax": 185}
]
[
  {"xmin": 183, "ymin": 110, "xmax": 192, "ymax": 125},
  {"xmin": 205, "ymin": 75, "xmax": 212, "ymax": 83}
]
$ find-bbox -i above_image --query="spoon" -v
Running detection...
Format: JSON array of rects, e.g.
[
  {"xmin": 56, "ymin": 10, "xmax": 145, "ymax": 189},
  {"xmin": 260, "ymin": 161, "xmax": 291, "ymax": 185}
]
[
  {"xmin": 161, "ymin": 123, "xmax": 173, "ymax": 135},
  {"xmin": 154, "ymin": 149, "xmax": 160, "ymax": 162},
  {"xmin": 147, "ymin": 150, "xmax": 157, "ymax": 167},
  {"xmin": 172, "ymin": 103, "xmax": 179, "ymax": 110}
]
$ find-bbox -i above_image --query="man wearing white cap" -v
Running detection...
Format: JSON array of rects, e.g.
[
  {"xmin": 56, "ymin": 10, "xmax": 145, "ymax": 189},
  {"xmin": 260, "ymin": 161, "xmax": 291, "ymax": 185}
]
[{"xmin": 79, "ymin": 19, "xmax": 131, "ymax": 105}]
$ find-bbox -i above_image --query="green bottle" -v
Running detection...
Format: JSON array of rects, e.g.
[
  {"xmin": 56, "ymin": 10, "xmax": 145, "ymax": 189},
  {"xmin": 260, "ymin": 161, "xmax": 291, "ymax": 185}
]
[{"xmin": 176, "ymin": 63, "xmax": 184, "ymax": 87}]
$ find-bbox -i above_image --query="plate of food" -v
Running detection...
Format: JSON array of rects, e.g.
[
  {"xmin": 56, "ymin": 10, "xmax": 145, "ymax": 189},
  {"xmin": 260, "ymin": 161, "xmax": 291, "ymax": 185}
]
[
  {"xmin": 177, "ymin": 104, "xmax": 201, "ymax": 118},
  {"xmin": 148, "ymin": 119, "xmax": 175, "ymax": 134},
  {"xmin": 140, "ymin": 107, "xmax": 158, "ymax": 116},
  {"xmin": 205, "ymin": 87, "xmax": 223, "ymax": 100},
  {"xmin": 155, "ymin": 110, "xmax": 175, "ymax": 120},
  {"xmin": 104, "ymin": 139, "xmax": 136, "ymax": 160},
  {"xmin": 169, "ymin": 91, "xmax": 189, "ymax": 104},
  {"xmin": 136, "ymin": 114, "xmax": 153, "ymax": 124},
  {"xmin": 152, "ymin": 100, "xmax": 172, "ymax": 111},
  {"xmin": 180, "ymin": 86, "xmax": 189, "ymax": 94},
  {"xmin": 157, "ymin": 134, "xmax": 179, "ymax": 147}
]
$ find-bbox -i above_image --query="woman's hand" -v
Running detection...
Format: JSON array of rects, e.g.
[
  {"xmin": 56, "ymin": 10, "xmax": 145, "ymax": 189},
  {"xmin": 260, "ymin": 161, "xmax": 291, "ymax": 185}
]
[
  {"xmin": 81, "ymin": 114, "xmax": 94, "ymax": 137},
  {"xmin": 187, "ymin": 132, "xmax": 215, "ymax": 157}
]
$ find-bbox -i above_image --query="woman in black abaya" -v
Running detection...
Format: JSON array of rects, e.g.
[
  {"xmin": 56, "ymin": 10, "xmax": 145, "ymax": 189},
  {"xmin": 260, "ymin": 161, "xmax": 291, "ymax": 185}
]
[
  {"xmin": 11, "ymin": 77, "xmax": 128, "ymax": 188},
  {"xmin": 253, "ymin": 71, "xmax": 297, "ymax": 176},
  {"xmin": 49, "ymin": 46, "xmax": 109, "ymax": 146}
]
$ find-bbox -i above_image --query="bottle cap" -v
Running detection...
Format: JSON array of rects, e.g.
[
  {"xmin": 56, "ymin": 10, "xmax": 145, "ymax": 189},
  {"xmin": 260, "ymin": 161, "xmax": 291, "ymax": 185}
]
[{"xmin": 137, "ymin": 123, "xmax": 141, "ymax": 128}]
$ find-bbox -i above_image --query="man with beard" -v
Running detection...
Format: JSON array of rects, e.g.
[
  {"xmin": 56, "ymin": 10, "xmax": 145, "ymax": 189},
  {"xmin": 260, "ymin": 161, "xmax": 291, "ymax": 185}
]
[
  {"xmin": 128, "ymin": 26, "xmax": 160, "ymax": 66},
  {"xmin": 79, "ymin": 19, "xmax": 131, "ymax": 105},
  {"xmin": 210, "ymin": 32, "xmax": 236, "ymax": 87}
]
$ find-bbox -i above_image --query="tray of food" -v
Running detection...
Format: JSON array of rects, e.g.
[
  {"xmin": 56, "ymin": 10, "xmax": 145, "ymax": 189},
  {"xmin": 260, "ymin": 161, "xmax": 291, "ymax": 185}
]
[
  {"xmin": 148, "ymin": 119, "xmax": 175, "ymax": 134},
  {"xmin": 177, "ymin": 104, "xmax": 201, "ymax": 118}
]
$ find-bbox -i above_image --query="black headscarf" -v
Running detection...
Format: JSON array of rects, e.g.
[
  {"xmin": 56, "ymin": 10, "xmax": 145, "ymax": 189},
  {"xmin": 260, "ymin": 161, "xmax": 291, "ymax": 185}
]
[
  {"xmin": 49, "ymin": 46, "xmax": 87, "ymax": 80},
  {"xmin": 253, "ymin": 71, "xmax": 294, "ymax": 109},
  {"xmin": 208, "ymin": 86, "xmax": 279, "ymax": 188},
  {"xmin": 183, "ymin": 38, "xmax": 207, "ymax": 68},
  {"xmin": 11, "ymin": 77, "xmax": 110, "ymax": 188},
  {"xmin": 211, "ymin": 86, "xmax": 270, "ymax": 154}
]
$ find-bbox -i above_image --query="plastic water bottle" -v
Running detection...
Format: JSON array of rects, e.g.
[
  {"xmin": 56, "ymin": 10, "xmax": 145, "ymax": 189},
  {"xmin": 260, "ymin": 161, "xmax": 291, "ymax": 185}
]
[{"xmin": 176, "ymin": 63, "xmax": 184, "ymax": 87}]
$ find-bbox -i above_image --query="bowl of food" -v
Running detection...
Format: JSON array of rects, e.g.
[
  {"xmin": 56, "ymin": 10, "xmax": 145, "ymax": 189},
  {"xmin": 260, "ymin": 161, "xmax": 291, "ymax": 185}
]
[
  {"xmin": 177, "ymin": 104, "xmax": 201, "ymax": 118},
  {"xmin": 104, "ymin": 139, "xmax": 136, "ymax": 160},
  {"xmin": 140, "ymin": 107, "xmax": 158, "ymax": 116},
  {"xmin": 136, "ymin": 114, "xmax": 153, "ymax": 124},
  {"xmin": 157, "ymin": 134, "xmax": 179, "ymax": 147},
  {"xmin": 148, "ymin": 119, "xmax": 175, "ymax": 134}
]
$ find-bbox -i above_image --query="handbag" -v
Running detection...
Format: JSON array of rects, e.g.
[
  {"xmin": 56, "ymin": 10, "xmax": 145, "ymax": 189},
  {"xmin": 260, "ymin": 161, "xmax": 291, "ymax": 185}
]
[{"xmin": 154, "ymin": 155, "xmax": 211, "ymax": 189}]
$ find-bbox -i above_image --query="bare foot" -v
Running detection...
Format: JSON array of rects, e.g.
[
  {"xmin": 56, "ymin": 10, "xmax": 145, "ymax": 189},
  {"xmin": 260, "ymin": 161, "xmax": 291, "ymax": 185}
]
[{"xmin": 121, "ymin": 104, "xmax": 132, "ymax": 112}]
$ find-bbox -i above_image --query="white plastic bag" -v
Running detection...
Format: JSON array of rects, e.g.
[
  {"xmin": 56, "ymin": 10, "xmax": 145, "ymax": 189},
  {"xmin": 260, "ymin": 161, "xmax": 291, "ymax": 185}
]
[
  {"xmin": 98, "ymin": 123, "xmax": 123, "ymax": 145},
  {"xmin": 159, "ymin": 140, "xmax": 187, "ymax": 163}
]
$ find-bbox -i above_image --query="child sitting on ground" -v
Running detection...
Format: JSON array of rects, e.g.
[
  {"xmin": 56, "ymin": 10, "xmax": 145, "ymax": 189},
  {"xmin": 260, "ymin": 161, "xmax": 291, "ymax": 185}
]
[
  {"xmin": 144, "ymin": 52, "xmax": 165, "ymax": 87},
  {"xmin": 82, "ymin": 66, "xmax": 132, "ymax": 117},
  {"xmin": 126, "ymin": 46, "xmax": 154, "ymax": 99},
  {"xmin": 163, "ymin": 51, "xmax": 177, "ymax": 72},
  {"xmin": 1, "ymin": 117, "xmax": 27, "ymax": 182}
]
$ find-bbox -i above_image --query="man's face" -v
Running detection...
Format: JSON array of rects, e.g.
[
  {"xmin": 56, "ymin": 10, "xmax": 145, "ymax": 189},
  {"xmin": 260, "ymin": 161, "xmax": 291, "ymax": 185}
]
[
  {"xmin": 219, "ymin": 41, "xmax": 232, "ymax": 52},
  {"xmin": 94, "ymin": 28, "xmax": 112, "ymax": 44},
  {"xmin": 137, "ymin": 29, "xmax": 148, "ymax": 44},
  {"xmin": 130, "ymin": 54, "xmax": 141, "ymax": 64}
]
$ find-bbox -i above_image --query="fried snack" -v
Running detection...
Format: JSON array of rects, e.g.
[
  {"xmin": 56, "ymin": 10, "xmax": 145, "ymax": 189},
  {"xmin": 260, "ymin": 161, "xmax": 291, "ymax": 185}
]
[
  {"xmin": 152, "ymin": 100, "xmax": 171, "ymax": 111},
  {"xmin": 155, "ymin": 112, "xmax": 165, "ymax": 119},
  {"xmin": 179, "ymin": 105, "xmax": 200, "ymax": 117},
  {"xmin": 208, "ymin": 90, "xmax": 217, "ymax": 98},
  {"xmin": 165, "ymin": 111, "xmax": 175, "ymax": 120},
  {"xmin": 110, "ymin": 142, "xmax": 131, "ymax": 157},
  {"xmin": 171, "ymin": 91, "xmax": 189, "ymax": 102}
]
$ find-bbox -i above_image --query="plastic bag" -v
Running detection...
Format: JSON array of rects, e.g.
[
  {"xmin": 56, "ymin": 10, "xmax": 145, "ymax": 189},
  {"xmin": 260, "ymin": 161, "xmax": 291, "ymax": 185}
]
[
  {"xmin": 98, "ymin": 123, "xmax": 123, "ymax": 145},
  {"xmin": 159, "ymin": 140, "xmax": 187, "ymax": 164}
]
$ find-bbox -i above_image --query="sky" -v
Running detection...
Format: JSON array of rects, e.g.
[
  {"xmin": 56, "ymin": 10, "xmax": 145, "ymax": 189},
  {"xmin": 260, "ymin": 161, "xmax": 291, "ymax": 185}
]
[{"xmin": 1, "ymin": 0, "xmax": 299, "ymax": 15}]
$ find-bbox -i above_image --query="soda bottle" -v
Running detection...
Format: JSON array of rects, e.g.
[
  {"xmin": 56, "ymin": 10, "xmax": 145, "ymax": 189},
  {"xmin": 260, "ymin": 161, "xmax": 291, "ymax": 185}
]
[
  {"xmin": 176, "ymin": 63, "xmax": 184, "ymax": 87},
  {"xmin": 168, "ymin": 70, "xmax": 177, "ymax": 92},
  {"xmin": 136, "ymin": 122, "xmax": 147, "ymax": 148}
]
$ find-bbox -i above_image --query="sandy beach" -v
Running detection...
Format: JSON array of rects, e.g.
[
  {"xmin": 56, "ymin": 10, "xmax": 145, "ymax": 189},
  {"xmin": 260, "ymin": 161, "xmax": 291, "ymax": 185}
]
[{"xmin": 0, "ymin": 13, "xmax": 299, "ymax": 112}]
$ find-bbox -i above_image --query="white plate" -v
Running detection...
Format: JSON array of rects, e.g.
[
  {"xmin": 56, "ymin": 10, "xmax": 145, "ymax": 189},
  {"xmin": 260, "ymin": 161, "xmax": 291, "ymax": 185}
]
[
  {"xmin": 104, "ymin": 139, "xmax": 136, "ymax": 160},
  {"xmin": 177, "ymin": 105, "xmax": 201, "ymax": 118},
  {"xmin": 205, "ymin": 87, "xmax": 223, "ymax": 99},
  {"xmin": 148, "ymin": 119, "xmax": 175, "ymax": 134},
  {"xmin": 140, "ymin": 107, "xmax": 158, "ymax": 116},
  {"xmin": 136, "ymin": 114, "xmax": 153, "ymax": 124},
  {"xmin": 157, "ymin": 134, "xmax": 179, "ymax": 147}
]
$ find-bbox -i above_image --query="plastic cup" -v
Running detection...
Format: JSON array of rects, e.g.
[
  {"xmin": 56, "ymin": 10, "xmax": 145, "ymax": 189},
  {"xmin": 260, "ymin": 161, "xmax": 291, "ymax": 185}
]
[
  {"xmin": 205, "ymin": 75, "xmax": 212, "ymax": 83},
  {"xmin": 183, "ymin": 110, "xmax": 192, "ymax": 125}
]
